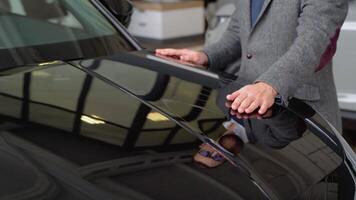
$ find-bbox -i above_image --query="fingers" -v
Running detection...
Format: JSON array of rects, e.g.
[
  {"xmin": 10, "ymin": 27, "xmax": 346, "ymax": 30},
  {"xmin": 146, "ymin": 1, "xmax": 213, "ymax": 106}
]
[
  {"xmin": 258, "ymin": 100, "xmax": 273, "ymax": 115},
  {"xmin": 227, "ymin": 83, "xmax": 277, "ymax": 118},
  {"xmin": 180, "ymin": 53, "xmax": 199, "ymax": 63},
  {"xmin": 155, "ymin": 48, "xmax": 185, "ymax": 57},
  {"xmin": 238, "ymin": 96, "xmax": 255, "ymax": 113},
  {"xmin": 156, "ymin": 49, "xmax": 207, "ymax": 66},
  {"xmin": 245, "ymin": 101, "xmax": 259, "ymax": 114},
  {"xmin": 258, "ymin": 103, "xmax": 269, "ymax": 115},
  {"xmin": 231, "ymin": 93, "xmax": 247, "ymax": 110},
  {"xmin": 226, "ymin": 90, "xmax": 240, "ymax": 101}
]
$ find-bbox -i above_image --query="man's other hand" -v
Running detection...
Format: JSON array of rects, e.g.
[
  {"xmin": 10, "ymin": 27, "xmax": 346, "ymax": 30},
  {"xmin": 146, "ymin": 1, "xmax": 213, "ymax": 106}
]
[
  {"xmin": 226, "ymin": 82, "xmax": 278, "ymax": 115},
  {"xmin": 155, "ymin": 48, "xmax": 209, "ymax": 66}
]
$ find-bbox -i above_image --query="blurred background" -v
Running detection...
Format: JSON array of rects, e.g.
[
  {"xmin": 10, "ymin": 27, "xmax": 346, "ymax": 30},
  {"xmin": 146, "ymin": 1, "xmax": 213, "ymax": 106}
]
[{"xmin": 125, "ymin": 0, "xmax": 356, "ymax": 149}]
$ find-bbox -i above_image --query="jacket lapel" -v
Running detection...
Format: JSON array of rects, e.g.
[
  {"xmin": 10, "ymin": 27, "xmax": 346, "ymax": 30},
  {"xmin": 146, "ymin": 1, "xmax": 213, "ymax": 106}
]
[
  {"xmin": 241, "ymin": 0, "xmax": 252, "ymax": 33},
  {"xmin": 250, "ymin": 0, "xmax": 272, "ymax": 32}
]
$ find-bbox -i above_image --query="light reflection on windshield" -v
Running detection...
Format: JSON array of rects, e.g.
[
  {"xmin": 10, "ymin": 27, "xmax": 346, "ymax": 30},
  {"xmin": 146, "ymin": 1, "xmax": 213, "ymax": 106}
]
[{"xmin": 0, "ymin": 0, "xmax": 135, "ymax": 69}]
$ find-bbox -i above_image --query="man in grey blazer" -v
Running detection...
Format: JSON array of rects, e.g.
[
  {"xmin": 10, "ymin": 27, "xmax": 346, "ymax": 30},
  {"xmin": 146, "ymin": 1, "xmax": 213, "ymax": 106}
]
[{"xmin": 156, "ymin": 0, "xmax": 348, "ymax": 131}]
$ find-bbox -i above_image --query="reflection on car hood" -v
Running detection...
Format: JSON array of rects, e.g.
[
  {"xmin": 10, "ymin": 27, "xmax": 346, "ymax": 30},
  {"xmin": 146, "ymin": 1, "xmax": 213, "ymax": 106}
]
[
  {"xmin": 72, "ymin": 52, "xmax": 353, "ymax": 199},
  {"xmin": 0, "ymin": 52, "xmax": 354, "ymax": 199}
]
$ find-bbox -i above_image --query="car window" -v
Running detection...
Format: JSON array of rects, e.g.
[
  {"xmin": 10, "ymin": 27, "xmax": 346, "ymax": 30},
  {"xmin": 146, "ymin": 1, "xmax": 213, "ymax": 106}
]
[
  {"xmin": 0, "ymin": 0, "xmax": 135, "ymax": 68},
  {"xmin": 1, "ymin": 0, "xmax": 82, "ymax": 29}
]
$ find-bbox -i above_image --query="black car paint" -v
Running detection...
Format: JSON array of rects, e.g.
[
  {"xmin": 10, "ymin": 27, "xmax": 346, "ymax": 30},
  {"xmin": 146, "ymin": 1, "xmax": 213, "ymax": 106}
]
[
  {"xmin": 0, "ymin": 51, "xmax": 354, "ymax": 199},
  {"xmin": 0, "ymin": 0, "xmax": 355, "ymax": 200},
  {"xmin": 72, "ymin": 52, "xmax": 356, "ymax": 199}
]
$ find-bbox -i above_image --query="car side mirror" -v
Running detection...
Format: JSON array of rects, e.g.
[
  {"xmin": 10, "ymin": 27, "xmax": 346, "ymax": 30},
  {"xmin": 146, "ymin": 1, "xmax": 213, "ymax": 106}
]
[{"xmin": 99, "ymin": 0, "xmax": 133, "ymax": 27}]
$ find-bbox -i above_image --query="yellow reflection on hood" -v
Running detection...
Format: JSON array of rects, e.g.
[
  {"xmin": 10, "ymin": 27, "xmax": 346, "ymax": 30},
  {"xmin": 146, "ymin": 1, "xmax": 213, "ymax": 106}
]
[
  {"xmin": 81, "ymin": 115, "xmax": 106, "ymax": 125},
  {"xmin": 38, "ymin": 60, "xmax": 61, "ymax": 66},
  {"xmin": 147, "ymin": 112, "xmax": 169, "ymax": 122}
]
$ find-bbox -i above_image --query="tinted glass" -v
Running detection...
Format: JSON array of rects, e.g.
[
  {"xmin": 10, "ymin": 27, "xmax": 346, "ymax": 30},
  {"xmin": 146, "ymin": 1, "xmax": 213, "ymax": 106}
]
[{"xmin": 0, "ymin": 0, "xmax": 135, "ymax": 69}]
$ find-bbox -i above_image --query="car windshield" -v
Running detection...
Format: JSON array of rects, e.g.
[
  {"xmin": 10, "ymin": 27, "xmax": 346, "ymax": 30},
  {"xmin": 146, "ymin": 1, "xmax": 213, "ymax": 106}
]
[{"xmin": 0, "ymin": 0, "xmax": 135, "ymax": 69}]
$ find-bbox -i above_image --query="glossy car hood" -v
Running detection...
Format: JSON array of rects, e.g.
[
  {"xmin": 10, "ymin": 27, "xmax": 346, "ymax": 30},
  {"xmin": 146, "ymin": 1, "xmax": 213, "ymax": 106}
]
[
  {"xmin": 0, "ymin": 51, "xmax": 354, "ymax": 199},
  {"xmin": 71, "ymin": 51, "xmax": 353, "ymax": 199},
  {"xmin": 0, "ymin": 136, "xmax": 59, "ymax": 199}
]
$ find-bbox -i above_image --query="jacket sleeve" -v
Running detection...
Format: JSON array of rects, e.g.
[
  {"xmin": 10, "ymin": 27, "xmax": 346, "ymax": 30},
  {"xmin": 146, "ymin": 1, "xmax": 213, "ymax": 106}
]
[
  {"xmin": 255, "ymin": 0, "xmax": 348, "ymax": 103},
  {"xmin": 203, "ymin": 9, "xmax": 242, "ymax": 72}
]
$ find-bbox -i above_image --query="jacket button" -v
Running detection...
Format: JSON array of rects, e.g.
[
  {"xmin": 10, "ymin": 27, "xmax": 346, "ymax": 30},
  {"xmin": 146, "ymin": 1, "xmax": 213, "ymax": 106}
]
[{"xmin": 246, "ymin": 53, "xmax": 253, "ymax": 59}]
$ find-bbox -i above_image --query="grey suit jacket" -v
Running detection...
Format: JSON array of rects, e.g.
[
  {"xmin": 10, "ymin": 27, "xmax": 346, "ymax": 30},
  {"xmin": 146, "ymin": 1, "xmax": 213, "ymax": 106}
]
[{"xmin": 204, "ymin": 0, "xmax": 348, "ymax": 131}]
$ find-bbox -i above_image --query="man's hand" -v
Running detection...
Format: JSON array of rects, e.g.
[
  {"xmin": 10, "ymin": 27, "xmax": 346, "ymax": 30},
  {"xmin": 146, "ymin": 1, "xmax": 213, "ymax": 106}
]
[
  {"xmin": 155, "ymin": 48, "xmax": 209, "ymax": 66},
  {"xmin": 225, "ymin": 101, "xmax": 273, "ymax": 119},
  {"xmin": 226, "ymin": 82, "xmax": 278, "ymax": 115}
]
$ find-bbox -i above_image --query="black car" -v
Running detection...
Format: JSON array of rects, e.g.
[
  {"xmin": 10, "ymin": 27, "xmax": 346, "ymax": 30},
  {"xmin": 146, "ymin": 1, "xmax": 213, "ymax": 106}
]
[{"xmin": 0, "ymin": 1, "xmax": 355, "ymax": 200}]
